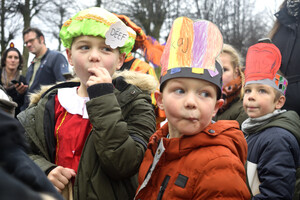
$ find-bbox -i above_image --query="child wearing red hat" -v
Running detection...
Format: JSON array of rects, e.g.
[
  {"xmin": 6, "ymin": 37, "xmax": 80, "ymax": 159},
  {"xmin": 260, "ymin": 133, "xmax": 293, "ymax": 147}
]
[{"xmin": 242, "ymin": 40, "xmax": 300, "ymax": 199}]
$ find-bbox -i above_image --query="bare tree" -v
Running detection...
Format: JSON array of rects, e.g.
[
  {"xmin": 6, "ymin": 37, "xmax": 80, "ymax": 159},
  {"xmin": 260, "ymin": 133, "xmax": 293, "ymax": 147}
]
[
  {"xmin": 104, "ymin": 0, "xmax": 171, "ymax": 40},
  {"xmin": 103, "ymin": 0, "xmax": 271, "ymax": 61},
  {"xmin": 191, "ymin": 0, "xmax": 269, "ymax": 59},
  {"xmin": 0, "ymin": 0, "xmax": 22, "ymax": 55},
  {"xmin": 10, "ymin": 0, "xmax": 51, "ymax": 74},
  {"xmin": 37, "ymin": 0, "xmax": 81, "ymax": 51},
  {"xmin": 95, "ymin": 0, "xmax": 102, "ymax": 7}
]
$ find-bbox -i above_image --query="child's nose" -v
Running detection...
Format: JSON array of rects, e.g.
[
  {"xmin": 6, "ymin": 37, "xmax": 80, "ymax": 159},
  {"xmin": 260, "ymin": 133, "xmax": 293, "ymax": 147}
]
[
  {"xmin": 89, "ymin": 49, "xmax": 100, "ymax": 62},
  {"xmin": 184, "ymin": 93, "xmax": 197, "ymax": 109},
  {"xmin": 247, "ymin": 92, "xmax": 255, "ymax": 101}
]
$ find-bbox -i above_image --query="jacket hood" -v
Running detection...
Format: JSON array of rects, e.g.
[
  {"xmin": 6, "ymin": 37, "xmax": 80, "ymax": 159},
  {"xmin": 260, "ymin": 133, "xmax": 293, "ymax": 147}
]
[
  {"xmin": 254, "ymin": 110, "xmax": 300, "ymax": 146},
  {"xmin": 29, "ymin": 70, "xmax": 158, "ymax": 106},
  {"xmin": 148, "ymin": 120, "xmax": 247, "ymax": 163}
]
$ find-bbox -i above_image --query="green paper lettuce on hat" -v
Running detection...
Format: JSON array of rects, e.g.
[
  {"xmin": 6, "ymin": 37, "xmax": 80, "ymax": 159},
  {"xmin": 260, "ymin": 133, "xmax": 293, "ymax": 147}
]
[{"xmin": 59, "ymin": 7, "xmax": 136, "ymax": 56}]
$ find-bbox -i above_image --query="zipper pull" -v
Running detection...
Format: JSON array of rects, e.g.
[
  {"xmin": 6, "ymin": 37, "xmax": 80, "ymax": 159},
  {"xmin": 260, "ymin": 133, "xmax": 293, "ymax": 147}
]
[{"xmin": 157, "ymin": 175, "xmax": 170, "ymax": 200}]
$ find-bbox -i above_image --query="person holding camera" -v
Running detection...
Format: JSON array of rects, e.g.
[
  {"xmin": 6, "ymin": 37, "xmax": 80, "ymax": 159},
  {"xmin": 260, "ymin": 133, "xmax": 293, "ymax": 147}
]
[{"xmin": 0, "ymin": 42, "xmax": 27, "ymax": 117}]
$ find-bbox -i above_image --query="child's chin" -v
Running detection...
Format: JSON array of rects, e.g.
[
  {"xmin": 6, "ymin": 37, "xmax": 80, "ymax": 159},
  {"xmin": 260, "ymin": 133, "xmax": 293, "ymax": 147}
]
[
  {"xmin": 182, "ymin": 129, "xmax": 202, "ymax": 137},
  {"xmin": 248, "ymin": 113, "xmax": 260, "ymax": 118}
]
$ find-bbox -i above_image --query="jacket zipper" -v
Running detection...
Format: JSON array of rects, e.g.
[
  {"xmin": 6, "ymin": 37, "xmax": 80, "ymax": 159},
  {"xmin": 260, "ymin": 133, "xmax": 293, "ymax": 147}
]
[{"xmin": 157, "ymin": 175, "xmax": 170, "ymax": 200}]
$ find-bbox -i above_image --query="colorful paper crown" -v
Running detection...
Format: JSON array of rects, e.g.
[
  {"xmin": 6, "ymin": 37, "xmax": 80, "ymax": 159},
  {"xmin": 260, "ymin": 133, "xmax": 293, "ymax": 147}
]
[
  {"xmin": 245, "ymin": 42, "xmax": 288, "ymax": 94},
  {"xmin": 159, "ymin": 17, "xmax": 223, "ymax": 98},
  {"xmin": 59, "ymin": 7, "xmax": 136, "ymax": 56}
]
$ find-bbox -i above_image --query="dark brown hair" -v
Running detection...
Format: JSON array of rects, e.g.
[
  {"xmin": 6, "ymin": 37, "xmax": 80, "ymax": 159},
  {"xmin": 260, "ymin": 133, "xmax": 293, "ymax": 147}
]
[
  {"xmin": 1, "ymin": 47, "xmax": 23, "ymax": 70},
  {"xmin": 23, "ymin": 27, "xmax": 45, "ymax": 45}
]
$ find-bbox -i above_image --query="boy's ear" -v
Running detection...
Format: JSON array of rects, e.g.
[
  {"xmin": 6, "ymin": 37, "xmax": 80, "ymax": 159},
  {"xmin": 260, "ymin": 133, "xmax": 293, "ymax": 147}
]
[
  {"xmin": 66, "ymin": 48, "xmax": 73, "ymax": 66},
  {"xmin": 155, "ymin": 90, "xmax": 164, "ymax": 110},
  {"xmin": 116, "ymin": 52, "xmax": 126, "ymax": 70},
  {"xmin": 212, "ymin": 99, "xmax": 224, "ymax": 117},
  {"xmin": 275, "ymin": 95, "xmax": 286, "ymax": 109}
]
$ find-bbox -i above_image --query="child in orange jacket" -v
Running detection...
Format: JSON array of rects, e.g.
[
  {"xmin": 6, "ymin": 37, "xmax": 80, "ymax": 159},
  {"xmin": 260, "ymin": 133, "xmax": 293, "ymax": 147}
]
[{"xmin": 134, "ymin": 17, "xmax": 250, "ymax": 200}]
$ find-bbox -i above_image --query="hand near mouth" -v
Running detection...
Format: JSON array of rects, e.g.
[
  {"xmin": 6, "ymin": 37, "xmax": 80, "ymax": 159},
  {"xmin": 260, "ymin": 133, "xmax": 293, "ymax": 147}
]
[{"xmin": 86, "ymin": 67, "xmax": 112, "ymax": 87}]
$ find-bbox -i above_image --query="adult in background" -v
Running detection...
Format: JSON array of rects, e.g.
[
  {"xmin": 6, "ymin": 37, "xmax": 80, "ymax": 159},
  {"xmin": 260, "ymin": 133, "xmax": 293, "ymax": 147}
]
[
  {"xmin": 268, "ymin": 0, "xmax": 300, "ymax": 117},
  {"xmin": 0, "ymin": 42, "xmax": 27, "ymax": 116},
  {"xmin": 21, "ymin": 27, "xmax": 69, "ymax": 110}
]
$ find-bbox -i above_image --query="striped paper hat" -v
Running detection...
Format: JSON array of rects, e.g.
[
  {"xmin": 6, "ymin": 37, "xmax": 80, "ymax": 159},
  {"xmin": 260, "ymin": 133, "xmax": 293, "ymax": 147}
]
[
  {"xmin": 245, "ymin": 42, "xmax": 288, "ymax": 95},
  {"xmin": 160, "ymin": 17, "xmax": 223, "ymax": 99},
  {"xmin": 59, "ymin": 7, "xmax": 136, "ymax": 56}
]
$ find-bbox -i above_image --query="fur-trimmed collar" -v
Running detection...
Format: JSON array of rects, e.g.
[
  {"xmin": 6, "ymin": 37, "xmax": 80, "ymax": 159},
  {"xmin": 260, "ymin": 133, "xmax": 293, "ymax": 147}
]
[{"xmin": 29, "ymin": 70, "xmax": 158, "ymax": 106}]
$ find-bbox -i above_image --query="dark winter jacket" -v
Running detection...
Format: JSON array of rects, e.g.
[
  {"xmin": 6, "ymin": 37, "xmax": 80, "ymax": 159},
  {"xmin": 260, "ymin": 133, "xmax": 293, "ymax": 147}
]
[
  {"xmin": 18, "ymin": 71, "xmax": 157, "ymax": 200},
  {"xmin": 272, "ymin": 7, "xmax": 300, "ymax": 115},
  {"xmin": 0, "ymin": 110, "xmax": 63, "ymax": 200},
  {"xmin": 245, "ymin": 111, "xmax": 300, "ymax": 200},
  {"xmin": 273, "ymin": 7, "xmax": 300, "ymax": 81},
  {"xmin": 213, "ymin": 96, "xmax": 248, "ymax": 127}
]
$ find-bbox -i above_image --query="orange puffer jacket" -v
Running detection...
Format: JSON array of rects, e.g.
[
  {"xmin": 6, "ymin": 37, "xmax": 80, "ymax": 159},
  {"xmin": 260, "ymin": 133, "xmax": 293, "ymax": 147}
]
[{"xmin": 135, "ymin": 120, "xmax": 251, "ymax": 200}]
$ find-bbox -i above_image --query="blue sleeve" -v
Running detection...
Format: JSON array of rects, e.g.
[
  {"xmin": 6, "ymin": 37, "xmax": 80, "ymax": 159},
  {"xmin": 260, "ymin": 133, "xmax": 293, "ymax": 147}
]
[
  {"xmin": 253, "ymin": 129, "xmax": 299, "ymax": 199},
  {"xmin": 52, "ymin": 53, "xmax": 68, "ymax": 82}
]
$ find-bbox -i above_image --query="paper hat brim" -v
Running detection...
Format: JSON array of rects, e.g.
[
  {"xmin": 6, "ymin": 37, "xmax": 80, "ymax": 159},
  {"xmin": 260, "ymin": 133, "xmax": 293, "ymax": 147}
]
[{"xmin": 160, "ymin": 62, "xmax": 223, "ymax": 99}]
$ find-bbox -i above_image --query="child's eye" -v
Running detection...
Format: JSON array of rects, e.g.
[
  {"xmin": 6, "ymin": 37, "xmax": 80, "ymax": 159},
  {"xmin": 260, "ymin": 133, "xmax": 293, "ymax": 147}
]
[
  {"xmin": 200, "ymin": 91, "xmax": 210, "ymax": 98},
  {"xmin": 259, "ymin": 89, "xmax": 267, "ymax": 93},
  {"xmin": 79, "ymin": 45, "xmax": 89, "ymax": 50},
  {"xmin": 174, "ymin": 89, "xmax": 184, "ymax": 94},
  {"xmin": 244, "ymin": 89, "xmax": 251, "ymax": 93},
  {"xmin": 102, "ymin": 47, "xmax": 113, "ymax": 52}
]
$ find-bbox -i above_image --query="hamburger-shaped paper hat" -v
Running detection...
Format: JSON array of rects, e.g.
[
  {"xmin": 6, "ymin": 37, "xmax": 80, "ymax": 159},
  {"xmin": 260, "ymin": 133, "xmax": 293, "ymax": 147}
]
[
  {"xmin": 160, "ymin": 17, "xmax": 223, "ymax": 99},
  {"xmin": 245, "ymin": 42, "xmax": 288, "ymax": 95},
  {"xmin": 59, "ymin": 7, "xmax": 136, "ymax": 56}
]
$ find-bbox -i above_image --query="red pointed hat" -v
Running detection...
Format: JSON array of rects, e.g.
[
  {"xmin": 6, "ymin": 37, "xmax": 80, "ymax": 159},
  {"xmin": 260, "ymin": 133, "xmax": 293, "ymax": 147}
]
[
  {"xmin": 244, "ymin": 42, "xmax": 288, "ymax": 94},
  {"xmin": 245, "ymin": 42, "xmax": 281, "ymax": 83}
]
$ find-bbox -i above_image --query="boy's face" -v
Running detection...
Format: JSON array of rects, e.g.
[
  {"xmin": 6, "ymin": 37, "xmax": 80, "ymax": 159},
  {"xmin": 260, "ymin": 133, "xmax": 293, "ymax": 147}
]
[
  {"xmin": 243, "ymin": 83, "xmax": 285, "ymax": 118},
  {"xmin": 66, "ymin": 35, "xmax": 125, "ymax": 86},
  {"xmin": 156, "ymin": 78, "xmax": 224, "ymax": 138}
]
